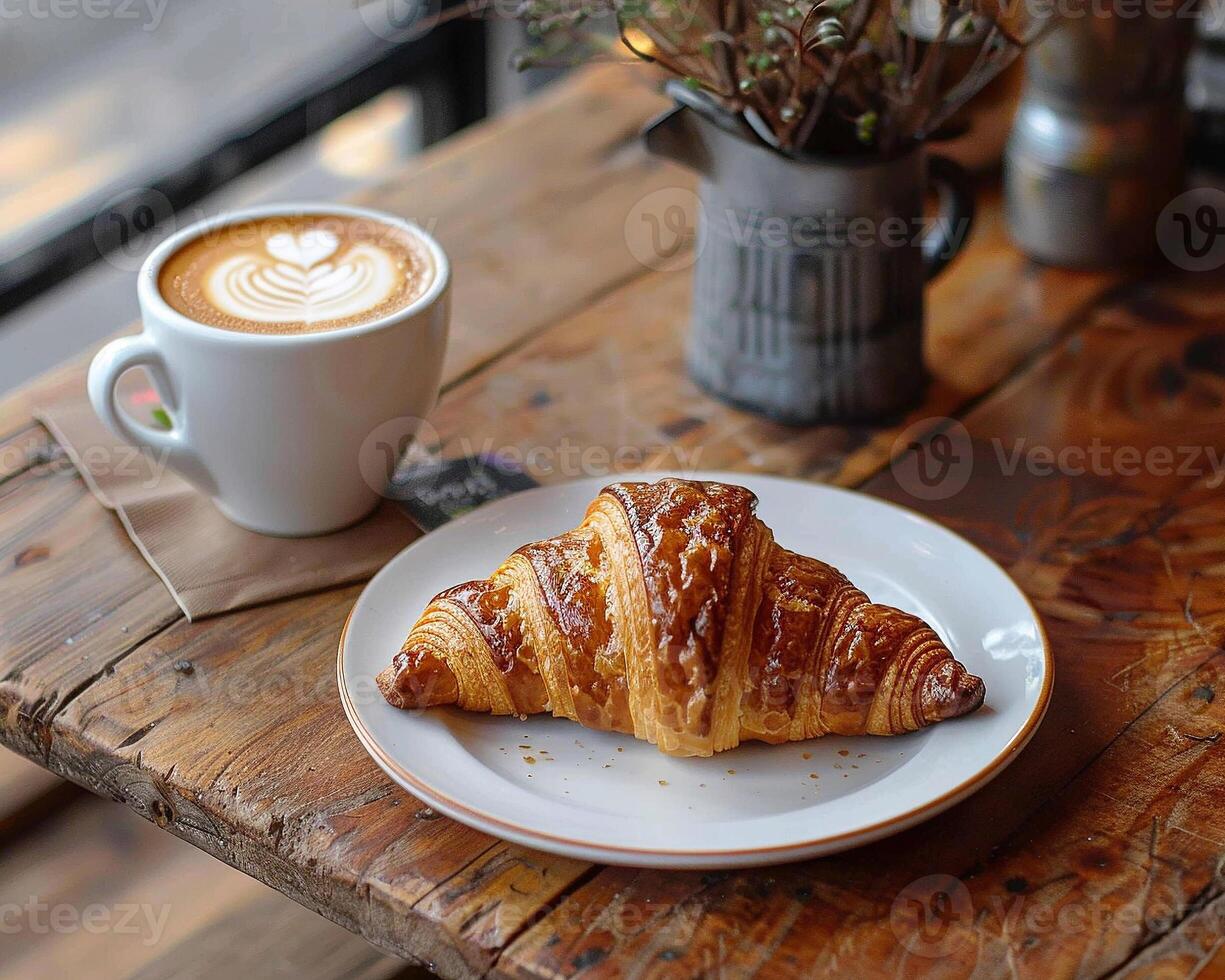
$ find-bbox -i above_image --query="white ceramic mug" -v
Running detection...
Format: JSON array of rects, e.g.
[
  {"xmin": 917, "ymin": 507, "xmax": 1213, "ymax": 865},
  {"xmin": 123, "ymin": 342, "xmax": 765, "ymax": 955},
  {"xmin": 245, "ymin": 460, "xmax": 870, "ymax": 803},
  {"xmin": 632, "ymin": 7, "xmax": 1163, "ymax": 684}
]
[{"xmin": 87, "ymin": 203, "xmax": 450, "ymax": 536}]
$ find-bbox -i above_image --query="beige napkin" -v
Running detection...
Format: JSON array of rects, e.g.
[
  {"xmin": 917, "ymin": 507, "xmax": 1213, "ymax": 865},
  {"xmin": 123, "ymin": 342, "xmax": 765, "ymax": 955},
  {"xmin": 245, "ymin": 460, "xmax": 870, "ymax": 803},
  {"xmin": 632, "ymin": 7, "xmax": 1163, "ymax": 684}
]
[{"xmin": 35, "ymin": 391, "xmax": 419, "ymax": 620}]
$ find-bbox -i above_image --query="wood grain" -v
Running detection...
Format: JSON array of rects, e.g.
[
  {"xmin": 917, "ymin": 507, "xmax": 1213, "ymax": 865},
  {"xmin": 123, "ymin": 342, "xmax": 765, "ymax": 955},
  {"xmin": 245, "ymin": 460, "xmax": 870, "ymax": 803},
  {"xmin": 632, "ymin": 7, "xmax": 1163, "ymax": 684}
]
[
  {"xmin": 0, "ymin": 424, "xmax": 62, "ymax": 486},
  {"xmin": 0, "ymin": 63, "xmax": 681, "ymax": 978},
  {"xmin": 0, "ymin": 450, "xmax": 181, "ymax": 761},
  {"xmin": 13, "ymin": 246, "xmax": 1191, "ymax": 977},
  {"xmin": 0, "ymin": 63, "xmax": 675, "ymax": 438},
  {"xmin": 497, "ymin": 274, "xmax": 1225, "ymax": 978},
  {"xmin": 19, "ymin": 578, "xmax": 600, "ymax": 976},
  {"xmin": 38, "ymin": 586, "xmax": 494, "ymax": 972},
  {"xmin": 0, "ymin": 64, "xmax": 1220, "ymax": 979},
  {"xmin": 0, "ymin": 62, "xmax": 676, "ymax": 765},
  {"xmin": 424, "ymin": 190, "xmax": 1118, "ymax": 491},
  {"xmin": 414, "ymin": 844, "xmax": 594, "ymax": 974},
  {"xmin": 0, "ymin": 795, "xmax": 412, "ymax": 980},
  {"xmin": 500, "ymin": 656, "xmax": 1225, "ymax": 978},
  {"xmin": 0, "ymin": 183, "xmax": 1124, "ymax": 974},
  {"xmin": 1110, "ymin": 891, "xmax": 1225, "ymax": 979}
]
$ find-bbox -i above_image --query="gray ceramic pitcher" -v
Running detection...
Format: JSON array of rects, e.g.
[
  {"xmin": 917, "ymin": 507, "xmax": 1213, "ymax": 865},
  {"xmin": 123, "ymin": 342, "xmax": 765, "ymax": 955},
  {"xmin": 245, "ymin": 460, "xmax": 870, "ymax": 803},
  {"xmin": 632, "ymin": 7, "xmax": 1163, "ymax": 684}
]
[{"xmin": 644, "ymin": 94, "xmax": 975, "ymax": 424}]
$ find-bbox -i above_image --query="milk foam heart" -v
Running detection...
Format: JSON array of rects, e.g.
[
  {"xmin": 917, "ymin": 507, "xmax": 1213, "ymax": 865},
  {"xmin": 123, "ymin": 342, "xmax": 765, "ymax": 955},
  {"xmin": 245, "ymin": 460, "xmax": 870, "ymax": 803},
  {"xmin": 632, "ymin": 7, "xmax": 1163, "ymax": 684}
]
[
  {"xmin": 265, "ymin": 229, "xmax": 340, "ymax": 267},
  {"xmin": 206, "ymin": 240, "xmax": 399, "ymax": 324},
  {"xmin": 157, "ymin": 215, "xmax": 435, "ymax": 335}
]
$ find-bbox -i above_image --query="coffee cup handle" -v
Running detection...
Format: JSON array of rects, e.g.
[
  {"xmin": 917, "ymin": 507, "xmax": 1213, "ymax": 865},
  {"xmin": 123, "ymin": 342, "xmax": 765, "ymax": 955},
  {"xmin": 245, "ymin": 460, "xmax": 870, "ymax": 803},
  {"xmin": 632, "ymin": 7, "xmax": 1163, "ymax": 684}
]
[
  {"xmin": 921, "ymin": 154, "xmax": 976, "ymax": 280},
  {"xmin": 87, "ymin": 334, "xmax": 213, "ymax": 492}
]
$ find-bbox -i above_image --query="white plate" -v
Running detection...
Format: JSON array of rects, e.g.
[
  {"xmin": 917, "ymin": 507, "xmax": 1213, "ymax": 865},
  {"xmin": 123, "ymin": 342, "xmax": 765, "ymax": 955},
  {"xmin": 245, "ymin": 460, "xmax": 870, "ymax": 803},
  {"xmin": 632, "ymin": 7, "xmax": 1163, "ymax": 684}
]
[{"xmin": 338, "ymin": 472, "xmax": 1051, "ymax": 869}]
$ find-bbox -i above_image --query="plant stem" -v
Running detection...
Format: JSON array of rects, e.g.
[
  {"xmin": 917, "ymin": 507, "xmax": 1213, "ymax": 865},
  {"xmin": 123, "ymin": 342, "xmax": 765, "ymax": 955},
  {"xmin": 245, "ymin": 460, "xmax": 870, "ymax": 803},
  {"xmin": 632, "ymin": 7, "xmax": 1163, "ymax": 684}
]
[{"xmin": 793, "ymin": 0, "xmax": 878, "ymax": 152}]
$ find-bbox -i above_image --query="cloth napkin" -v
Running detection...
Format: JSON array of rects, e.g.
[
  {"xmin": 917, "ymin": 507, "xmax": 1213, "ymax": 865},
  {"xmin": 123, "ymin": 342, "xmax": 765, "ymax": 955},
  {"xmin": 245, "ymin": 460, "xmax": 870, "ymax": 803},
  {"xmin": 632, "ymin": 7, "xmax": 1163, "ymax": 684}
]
[{"xmin": 34, "ymin": 390, "xmax": 419, "ymax": 620}]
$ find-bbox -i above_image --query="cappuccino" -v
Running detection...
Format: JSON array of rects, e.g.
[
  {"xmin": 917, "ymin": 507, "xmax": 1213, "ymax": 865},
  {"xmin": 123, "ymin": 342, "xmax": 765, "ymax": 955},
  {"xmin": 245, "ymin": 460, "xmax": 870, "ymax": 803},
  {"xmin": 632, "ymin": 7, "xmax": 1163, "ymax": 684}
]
[{"xmin": 158, "ymin": 213, "xmax": 436, "ymax": 334}]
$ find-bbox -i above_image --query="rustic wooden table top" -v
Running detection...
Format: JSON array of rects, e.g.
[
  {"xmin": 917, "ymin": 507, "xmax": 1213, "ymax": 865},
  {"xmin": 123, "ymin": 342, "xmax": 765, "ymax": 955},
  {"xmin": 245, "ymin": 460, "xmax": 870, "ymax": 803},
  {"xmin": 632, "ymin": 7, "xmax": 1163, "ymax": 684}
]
[{"xmin": 2, "ymin": 65, "xmax": 1223, "ymax": 979}]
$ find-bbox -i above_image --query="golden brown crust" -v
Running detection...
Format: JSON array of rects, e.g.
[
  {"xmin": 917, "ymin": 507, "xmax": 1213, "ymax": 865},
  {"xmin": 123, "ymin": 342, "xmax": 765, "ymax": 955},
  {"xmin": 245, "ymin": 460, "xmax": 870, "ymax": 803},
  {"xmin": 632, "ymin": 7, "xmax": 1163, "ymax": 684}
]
[
  {"xmin": 739, "ymin": 549, "xmax": 845, "ymax": 743},
  {"xmin": 438, "ymin": 577, "xmax": 550, "ymax": 716},
  {"xmin": 517, "ymin": 528, "xmax": 633, "ymax": 734},
  {"xmin": 377, "ymin": 478, "xmax": 986, "ymax": 756},
  {"xmin": 604, "ymin": 480, "xmax": 759, "ymax": 754}
]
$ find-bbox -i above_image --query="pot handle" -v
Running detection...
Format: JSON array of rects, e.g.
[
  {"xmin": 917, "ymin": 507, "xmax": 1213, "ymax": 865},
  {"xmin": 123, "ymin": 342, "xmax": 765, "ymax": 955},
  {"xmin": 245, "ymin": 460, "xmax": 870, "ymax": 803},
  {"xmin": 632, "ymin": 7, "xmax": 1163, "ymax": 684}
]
[{"xmin": 921, "ymin": 154, "xmax": 976, "ymax": 280}]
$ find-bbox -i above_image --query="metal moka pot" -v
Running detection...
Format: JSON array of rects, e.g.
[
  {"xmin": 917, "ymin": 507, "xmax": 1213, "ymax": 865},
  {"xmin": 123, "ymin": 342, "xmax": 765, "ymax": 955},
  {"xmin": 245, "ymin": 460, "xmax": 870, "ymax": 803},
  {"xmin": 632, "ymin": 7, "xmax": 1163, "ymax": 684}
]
[{"xmin": 1004, "ymin": 15, "xmax": 1195, "ymax": 268}]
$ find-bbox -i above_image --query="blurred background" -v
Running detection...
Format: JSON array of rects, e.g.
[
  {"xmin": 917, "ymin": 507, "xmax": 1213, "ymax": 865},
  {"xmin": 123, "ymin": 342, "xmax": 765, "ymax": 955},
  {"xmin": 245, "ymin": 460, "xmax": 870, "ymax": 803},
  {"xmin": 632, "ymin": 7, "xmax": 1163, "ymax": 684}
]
[{"xmin": 0, "ymin": 0, "xmax": 566, "ymax": 394}]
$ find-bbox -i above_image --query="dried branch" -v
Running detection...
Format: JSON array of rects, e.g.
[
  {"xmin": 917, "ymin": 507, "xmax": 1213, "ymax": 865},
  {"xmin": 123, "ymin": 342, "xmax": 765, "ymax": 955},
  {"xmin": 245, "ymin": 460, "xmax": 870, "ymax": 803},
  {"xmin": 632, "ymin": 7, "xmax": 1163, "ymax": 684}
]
[{"xmin": 512, "ymin": 0, "xmax": 1051, "ymax": 154}]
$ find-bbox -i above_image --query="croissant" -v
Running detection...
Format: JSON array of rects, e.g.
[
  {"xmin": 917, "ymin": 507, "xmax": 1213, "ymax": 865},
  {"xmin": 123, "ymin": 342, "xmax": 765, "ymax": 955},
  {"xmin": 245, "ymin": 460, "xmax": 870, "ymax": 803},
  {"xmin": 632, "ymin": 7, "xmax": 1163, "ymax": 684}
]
[{"xmin": 377, "ymin": 479, "xmax": 985, "ymax": 757}]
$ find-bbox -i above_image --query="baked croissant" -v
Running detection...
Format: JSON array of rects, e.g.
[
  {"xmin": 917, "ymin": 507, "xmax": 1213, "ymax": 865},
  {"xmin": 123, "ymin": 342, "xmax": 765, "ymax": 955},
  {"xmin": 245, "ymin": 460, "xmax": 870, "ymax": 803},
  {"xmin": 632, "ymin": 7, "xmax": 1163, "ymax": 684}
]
[{"xmin": 377, "ymin": 479, "xmax": 985, "ymax": 757}]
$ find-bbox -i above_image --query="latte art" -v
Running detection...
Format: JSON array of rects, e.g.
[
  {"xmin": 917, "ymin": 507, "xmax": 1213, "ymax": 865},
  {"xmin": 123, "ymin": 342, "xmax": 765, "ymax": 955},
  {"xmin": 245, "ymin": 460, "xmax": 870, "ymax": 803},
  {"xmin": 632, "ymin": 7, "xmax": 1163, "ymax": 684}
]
[
  {"xmin": 158, "ymin": 215, "xmax": 435, "ymax": 335},
  {"xmin": 208, "ymin": 232, "xmax": 400, "ymax": 324}
]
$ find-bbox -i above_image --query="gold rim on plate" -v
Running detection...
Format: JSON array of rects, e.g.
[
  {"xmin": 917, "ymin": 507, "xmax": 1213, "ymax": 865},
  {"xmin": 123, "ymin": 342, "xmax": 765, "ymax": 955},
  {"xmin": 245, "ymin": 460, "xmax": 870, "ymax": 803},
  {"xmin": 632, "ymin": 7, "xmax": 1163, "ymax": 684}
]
[{"xmin": 335, "ymin": 532, "xmax": 1053, "ymax": 862}]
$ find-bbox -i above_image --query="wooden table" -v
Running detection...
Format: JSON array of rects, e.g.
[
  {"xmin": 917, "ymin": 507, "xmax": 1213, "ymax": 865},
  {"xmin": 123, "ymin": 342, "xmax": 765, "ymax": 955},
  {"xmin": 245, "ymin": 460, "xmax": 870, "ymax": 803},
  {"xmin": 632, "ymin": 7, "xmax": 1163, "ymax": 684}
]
[{"xmin": 2, "ymin": 66, "xmax": 1223, "ymax": 979}]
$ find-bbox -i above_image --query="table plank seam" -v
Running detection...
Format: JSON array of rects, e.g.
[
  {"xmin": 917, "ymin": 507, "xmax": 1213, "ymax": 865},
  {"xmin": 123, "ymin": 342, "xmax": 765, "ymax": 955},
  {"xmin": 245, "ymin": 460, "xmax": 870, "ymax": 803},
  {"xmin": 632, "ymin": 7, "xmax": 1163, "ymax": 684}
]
[
  {"xmin": 349, "ymin": 271, "xmax": 1145, "ymax": 972},
  {"xmin": 0, "ymin": 420, "xmax": 43, "ymax": 447},
  {"xmin": 497, "ymin": 651, "xmax": 1225, "ymax": 978},
  {"xmin": 422, "ymin": 855, "xmax": 605, "ymax": 977},
  {"xmin": 20, "ymin": 749, "xmax": 468, "ymax": 975},
  {"xmin": 783, "ymin": 272, "xmax": 1126, "ymax": 493},
  {"xmin": 490, "ymin": 279, "xmax": 1225, "ymax": 975},
  {"xmin": 1106, "ymin": 889, "xmax": 1225, "ymax": 979},
  {"xmin": 955, "ymin": 285, "xmax": 1126, "ymax": 424},
  {"xmin": 1110, "ymin": 858, "xmax": 1225, "ymax": 977},
  {"xmin": 2, "ymin": 62, "xmax": 1219, "ymax": 975},
  {"xmin": 911, "ymin": 277, "xmax": 1132, "ymax": 446},
  {"xmin": 869, "ymin": 592, "xmax": 1224, "ymax": 972},
  {"xmin": 908, "ymin": 643, "xmax": 1225, "ymax": 969},
  {"xmin": 0, "ymin": 437, "xmax": 66, "ymax": 498},
  {"xmin": 436, "ymin": 263, "xmax": 660, "ymax": 403},
  {"xmin": 405, "ymin": 841, "xmax": 501, "ymax": 911},
  {"xmin": 23, "ymin": 616, "xmax": 181, "ymax": 762}
]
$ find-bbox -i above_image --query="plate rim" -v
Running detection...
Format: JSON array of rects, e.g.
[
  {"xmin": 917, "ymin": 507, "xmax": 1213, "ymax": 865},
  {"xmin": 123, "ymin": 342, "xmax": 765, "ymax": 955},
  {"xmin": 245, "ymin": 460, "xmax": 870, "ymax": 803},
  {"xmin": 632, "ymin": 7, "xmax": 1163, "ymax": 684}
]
[{"xmin": 337, "ymin": 473, "xmax": 1053, "ymax": 864}]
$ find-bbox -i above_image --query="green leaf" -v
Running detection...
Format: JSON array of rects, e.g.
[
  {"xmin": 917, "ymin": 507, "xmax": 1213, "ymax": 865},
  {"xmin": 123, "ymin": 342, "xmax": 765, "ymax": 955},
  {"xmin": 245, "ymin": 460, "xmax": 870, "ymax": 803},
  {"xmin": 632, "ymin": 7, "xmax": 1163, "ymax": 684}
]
[
  {"xmin": 855, "ymin": 110, "xmax": 879, "ymax": 144},
  {"xmin": 152, "ymin": 407, "xmax": 172, "ymax": 430}
]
